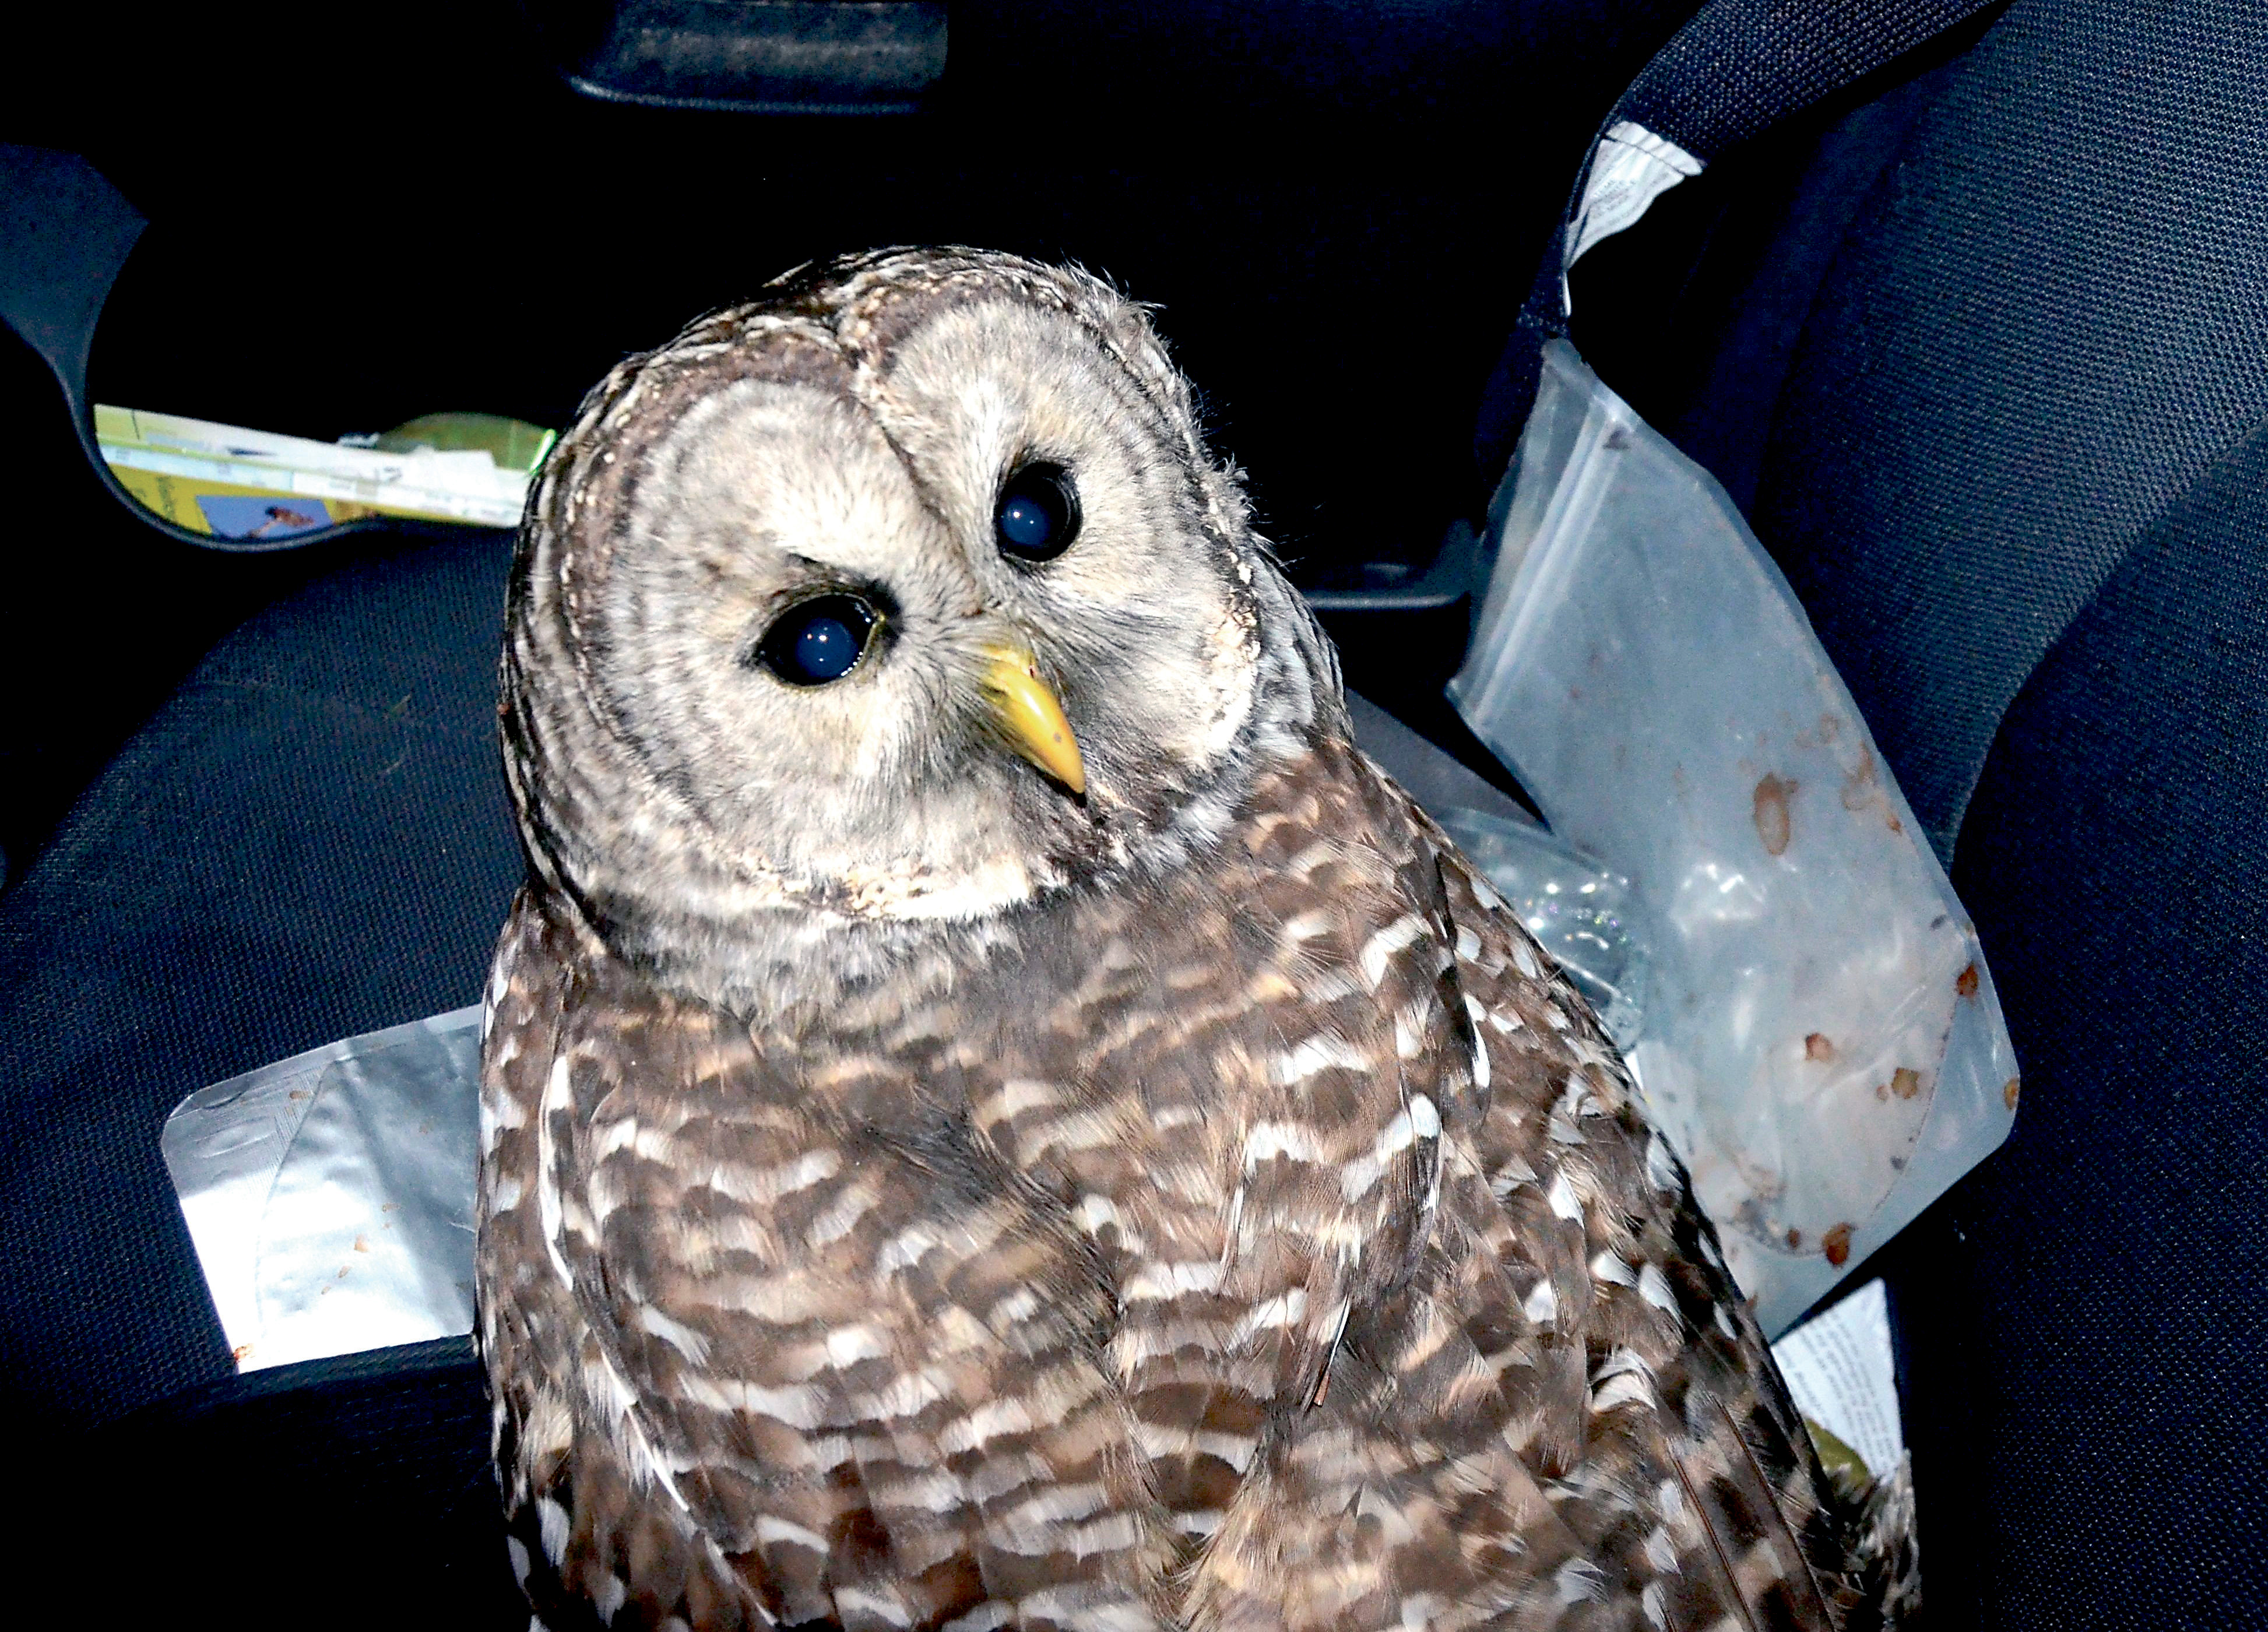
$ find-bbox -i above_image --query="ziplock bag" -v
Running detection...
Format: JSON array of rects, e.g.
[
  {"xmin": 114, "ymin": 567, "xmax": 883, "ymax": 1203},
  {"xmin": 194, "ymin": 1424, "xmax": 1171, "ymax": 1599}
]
[{"xmin": 1450, "ymin": 341, "xmax": 2019, "ymax": 1335}]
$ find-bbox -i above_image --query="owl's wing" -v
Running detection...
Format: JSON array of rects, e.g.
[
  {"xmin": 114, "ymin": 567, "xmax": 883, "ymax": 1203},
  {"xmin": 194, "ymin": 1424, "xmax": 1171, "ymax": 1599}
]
[
  {"xmin": 1406, "ymin": 786, "xmax": 1859, "ymax": 1630},
  {"xmin": 480, "ymin": 889, "xmax": 720, "ymax": 1630},
  {"xmin": 477, "ymin": 890, "xmax": 1175, "ymax": 1632}
]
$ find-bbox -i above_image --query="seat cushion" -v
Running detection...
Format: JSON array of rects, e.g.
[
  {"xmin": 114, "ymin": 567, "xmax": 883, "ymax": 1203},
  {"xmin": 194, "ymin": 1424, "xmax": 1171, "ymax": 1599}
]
[{"xmin": 0, "ymin": 532, "xmax": 522, "ymax": 1433}]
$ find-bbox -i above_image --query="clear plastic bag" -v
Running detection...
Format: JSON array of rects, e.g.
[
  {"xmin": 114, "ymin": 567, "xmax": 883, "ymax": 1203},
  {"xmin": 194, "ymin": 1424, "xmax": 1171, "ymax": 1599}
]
[
  {"xmin": 1450, "ymin": 342, "xmax": 2020, "ymax": 1335},
  {"xmin": 1432, "ymin": 806, "xmax": 1648, "ymax": 1047}
]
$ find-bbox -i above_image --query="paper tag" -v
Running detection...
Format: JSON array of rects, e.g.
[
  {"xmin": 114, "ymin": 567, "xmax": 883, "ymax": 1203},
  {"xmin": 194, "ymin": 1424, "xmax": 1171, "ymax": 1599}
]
[
  {"xmin": 1770, "ymin": 1278, "xmax": 1905, "ymax": 1479},
  {"xmin": 1567, "ymin": 121, "xmax": 1704, "ymax": 281}
]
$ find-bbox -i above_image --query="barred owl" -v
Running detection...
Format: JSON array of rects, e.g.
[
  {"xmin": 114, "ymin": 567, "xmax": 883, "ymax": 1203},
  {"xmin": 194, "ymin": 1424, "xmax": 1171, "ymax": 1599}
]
[{"xmin": 477, "ymin": 248, "xmax": 1899, "ymax": 1632}]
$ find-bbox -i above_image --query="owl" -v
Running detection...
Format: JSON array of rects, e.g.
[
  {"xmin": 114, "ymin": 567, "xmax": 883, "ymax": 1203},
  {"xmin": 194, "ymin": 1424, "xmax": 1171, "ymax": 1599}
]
[{"xmin": 476, "ymin": 248, "xmax": 1907, "ymax": 1632}]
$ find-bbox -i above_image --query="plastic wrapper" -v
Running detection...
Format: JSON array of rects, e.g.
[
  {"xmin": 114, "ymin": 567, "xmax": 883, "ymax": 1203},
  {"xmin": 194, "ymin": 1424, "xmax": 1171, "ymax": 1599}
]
[
  {"xmin": 160, "ymin": 1007, "xmax": 483, "ymax": 1372},
  {"xmin": 1450, "ymin": 340, "xmax": 2020, "ymax": 1335}
]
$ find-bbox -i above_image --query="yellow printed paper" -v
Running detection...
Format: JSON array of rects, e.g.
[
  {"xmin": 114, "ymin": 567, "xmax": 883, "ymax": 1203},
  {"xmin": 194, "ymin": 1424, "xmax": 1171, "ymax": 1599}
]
[{"xmin": 96, "ymin": 405, "xmax": 547, "ymax": 539}]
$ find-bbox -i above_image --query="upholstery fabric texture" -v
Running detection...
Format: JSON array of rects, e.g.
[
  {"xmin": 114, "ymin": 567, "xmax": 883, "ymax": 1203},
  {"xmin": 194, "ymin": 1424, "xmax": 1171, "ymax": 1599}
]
[
  {"xmin": 0, "ymin": 533, "xmax": 521, "ymax": 1433},
  {"xmin": 1744, "ymin": 0, "xmax": 2268, "ymax": 856},
  {"xmin": 1880, "ymin": 415, "xmax": 2268, "ymax": 1630},
  {"xmin": 1592, "ymin": 1, "xmax": 2268, "ymax": 1623}
]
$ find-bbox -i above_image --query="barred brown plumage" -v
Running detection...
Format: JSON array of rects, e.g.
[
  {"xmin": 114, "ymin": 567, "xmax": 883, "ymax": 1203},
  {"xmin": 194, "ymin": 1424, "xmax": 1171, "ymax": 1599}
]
[{"xmin": 478, "ymin": 248, "xmax": 1896, "ymax": 1631}]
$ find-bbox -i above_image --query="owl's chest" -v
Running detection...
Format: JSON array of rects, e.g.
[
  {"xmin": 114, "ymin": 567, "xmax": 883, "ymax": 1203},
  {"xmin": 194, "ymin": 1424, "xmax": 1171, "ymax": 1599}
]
[
  {"xmin": 796, "ymin": 893, "xmax": 1285, "ymax": 1205},
  {"xmin": 782, "ymin": 836, "xmax": 1455, "ymax": 1289}
]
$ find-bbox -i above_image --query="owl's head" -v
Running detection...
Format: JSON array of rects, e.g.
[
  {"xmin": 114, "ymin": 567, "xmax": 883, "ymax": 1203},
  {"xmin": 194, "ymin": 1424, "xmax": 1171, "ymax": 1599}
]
[{"xmin": 504, "ymin": 249, "xmax": 1339, "ymax": 1004}]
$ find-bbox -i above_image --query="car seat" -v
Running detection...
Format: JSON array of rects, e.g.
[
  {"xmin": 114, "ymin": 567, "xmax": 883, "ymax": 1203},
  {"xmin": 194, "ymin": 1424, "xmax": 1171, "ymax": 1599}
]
[{"xmin": 5, "ymin": 1, "xmax": 2264, "ymax": 1626}]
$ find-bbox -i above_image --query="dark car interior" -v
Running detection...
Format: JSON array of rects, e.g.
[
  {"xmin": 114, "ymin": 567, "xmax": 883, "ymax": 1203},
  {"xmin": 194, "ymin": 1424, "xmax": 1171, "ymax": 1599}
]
[{"xmin": 3, "ymin": 1, "xmax": 2263, "ymax": 1626}]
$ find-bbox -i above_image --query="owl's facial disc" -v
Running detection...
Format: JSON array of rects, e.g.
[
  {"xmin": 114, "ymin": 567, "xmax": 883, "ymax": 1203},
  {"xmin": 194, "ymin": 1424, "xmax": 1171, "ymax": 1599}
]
[
  {"xmin": 512, "ymin": 254, "xmax": 1323, "ymax": 982},
  {"xmin": 556, "ymin": 343, "xmax": 1239, "ymax": 926}
]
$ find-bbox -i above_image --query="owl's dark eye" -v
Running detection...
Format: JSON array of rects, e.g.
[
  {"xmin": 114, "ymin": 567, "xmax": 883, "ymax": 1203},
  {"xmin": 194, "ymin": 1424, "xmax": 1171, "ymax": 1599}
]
[
  {"xmin": 754, "ymin": 594, "xmax": 879, "ymax": 687},
  {"xmin": 994, "ymin": 463, "xmax": 1081, "ymax": 562}
]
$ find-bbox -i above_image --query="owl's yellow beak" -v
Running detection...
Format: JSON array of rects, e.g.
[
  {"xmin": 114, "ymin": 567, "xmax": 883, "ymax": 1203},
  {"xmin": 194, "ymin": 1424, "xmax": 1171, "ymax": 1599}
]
[{"xmin": 978, "ymin": 642, "xmax": 1086, "ymax": 797}]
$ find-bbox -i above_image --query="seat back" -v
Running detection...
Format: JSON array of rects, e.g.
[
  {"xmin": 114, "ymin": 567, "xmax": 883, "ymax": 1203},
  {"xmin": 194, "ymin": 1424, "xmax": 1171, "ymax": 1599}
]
[{"xmin": 1520, "ymin": 2, "xmax": 2268, "ymax": 1622}]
